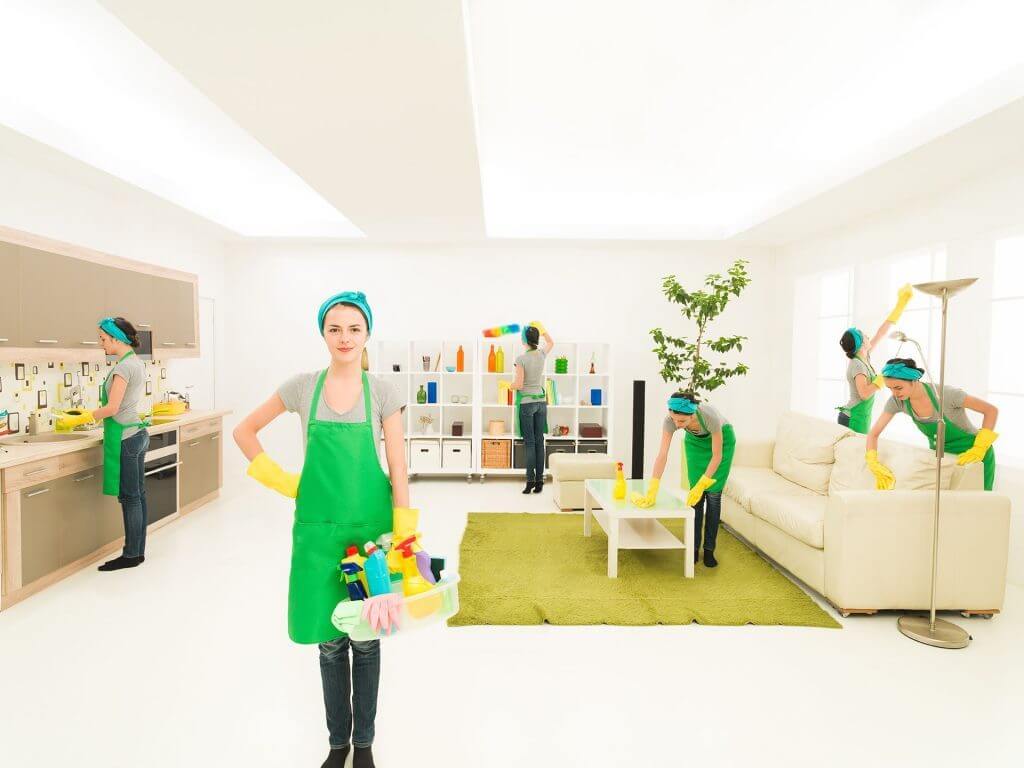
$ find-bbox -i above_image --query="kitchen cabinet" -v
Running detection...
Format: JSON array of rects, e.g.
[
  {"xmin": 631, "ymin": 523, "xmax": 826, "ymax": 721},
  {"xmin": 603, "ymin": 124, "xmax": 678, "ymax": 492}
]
[
  {"xmin": 151, "ymin": 276, "xmax": 197, "ymax": 350},
  {"xmin": 179, "ymin": 431, "xmax": 220, "ymax": 509},
  {"xmin": 0, "ymin": 241, "xmax": 21, "ymax": 346},
  {"xmin": 102, "ymin": 266, "xmax": 156, "ymax": 331},
  {"xmin": 19, "ymin": 479, "xmax": 62, "ymax": 586},
  {"xmin": 19, "ymin": 247, "xmax": 103, "ymax": 350},
  {"xmin": 60, "ymin": 469, "xmax": 103, "ymax": 566}
]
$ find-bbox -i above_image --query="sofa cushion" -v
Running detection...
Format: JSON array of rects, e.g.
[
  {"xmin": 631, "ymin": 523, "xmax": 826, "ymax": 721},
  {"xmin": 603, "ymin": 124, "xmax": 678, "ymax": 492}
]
[
  {"xmin": 750, "ymin": 493, "xmax": 827, "ymax": 549},
  {"xmin": 829, "ymin": 434, "xmax": 980, "ymax": 494},
  {"xmin": 724, "ymin": 466, "xmax": 817, "ymax": 512},
  {"xmin": 771, "ymin": 411, "xmax": 851, "ymax": 494},
  {"xmin": 548, "ymin": 453, "xmax": 617, "ymax": 482}
]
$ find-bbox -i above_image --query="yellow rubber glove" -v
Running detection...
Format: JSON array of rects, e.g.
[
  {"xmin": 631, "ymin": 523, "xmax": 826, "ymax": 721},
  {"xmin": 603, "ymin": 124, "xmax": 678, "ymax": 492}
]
[
  {"xmin": 685, "ymin": 475, "xmax": 717, "ymax": 507},
  {"xmin": 887, "ymin": 283, "xmax": 914, "ymax": 323},
  {"xmin": 528, "ymin": 320, "xmax": 547, "ymax": 335},
  {"xmin": 871, "ymin": 374, "xmax": 886, "ymax": 389},
  {"xmin": 865, "ymin": 450, "xmax": 895, "ymax": 490},
  {"xmin": 956, "ymin": 428, "xmax": 998, "ymax": 466},
  {"xmin": 246, "ymin": 452, "xmax": 300, "ymax": 498},
  {"xmin": 56, "ymin": 409, "xmax": 95, "ymax": 430},
  {"xmin": 629, "ymin": 478, "xmax": 660, "ymax": 508}
]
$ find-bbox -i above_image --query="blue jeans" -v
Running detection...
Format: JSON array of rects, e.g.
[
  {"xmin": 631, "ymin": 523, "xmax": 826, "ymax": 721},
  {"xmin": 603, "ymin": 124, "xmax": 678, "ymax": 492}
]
[
  {"xmin": 519, "ymin": 400, "xmax": 547, "ymax": 483},
  {"xmin": 319, "ymin": 636, "xmax": 381, "ymax": 749},
  {"xmin": 694, "ymin": 491, "xmax": 722, "ymax": 553},
  {"xmin": 118, "ymin": 429, "xmax": 150, "ymax": 558}
]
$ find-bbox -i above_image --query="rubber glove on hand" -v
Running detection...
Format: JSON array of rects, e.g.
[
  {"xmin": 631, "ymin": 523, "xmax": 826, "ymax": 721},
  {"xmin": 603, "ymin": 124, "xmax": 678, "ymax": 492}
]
[
  {"xmin": 865, "ymin": 450, "xmax": 895, "ymax": 490},
  {"xmin": 685, "ymin": 475, "xmax": 717, "ymax": 507},
  {"xmin": 887, "ymin": 283, "xmax": 914, "ymax": 323},
  {"xmin": 957, "ymin": 428, "xmax": 998, "ymax": 465},
  {"xmin": 629, "ymin": 478, "xmax": 660, "ymax": 508},
  {"xmin": 246, "ymin": 452, "xmax": 300, "ymax": 498},
  {"xmin": 871, "ymin": 374, "xmax": 886, "ymax": 389},
  {"xmin": 362, "ymin": 593, "xmax": 403, "ymax": 636},
  {"xmin": 331, "ymin": 600, "xmax": 363, "ymax": 635},
  {"xmin": 527, "ymin": 320, "xmax": 547, "ymax": 335},
  {"xmin": 56, "ymin": 409, "xmax": 95, "ymax": 430}
]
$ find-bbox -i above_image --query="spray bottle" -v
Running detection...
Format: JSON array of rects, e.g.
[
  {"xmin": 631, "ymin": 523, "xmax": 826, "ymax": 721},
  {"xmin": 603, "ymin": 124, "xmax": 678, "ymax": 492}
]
[
  {"xmin": 363, "ymin": 541, "xmax": 392, "ymax": 597},
  {"xmin": 394, "ymin": 536, "xmax": 432, "ymax": 597},
  {"xmin": 341, "ymin": 545, "xmax": 369, "ymax": 594},
  {"xmin": 613, "ymin": 462, "xmax": 626, "ymax": 500},
  {"xmin": 339, "ymin": 562, "xmax": 368, "ymax": 601}
]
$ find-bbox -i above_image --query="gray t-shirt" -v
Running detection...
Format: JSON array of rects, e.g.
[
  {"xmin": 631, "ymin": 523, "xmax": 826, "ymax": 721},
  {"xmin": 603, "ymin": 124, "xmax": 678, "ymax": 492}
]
[
  {"xmin": 844, "ymin": 357, "xmax": 877, "ymax": 409},
  {"xmin": 884, "ymin": 385, "xmax": 977, "ymax": 436},
  {"xmin": 105, "ymin": 353, "xmax": 146, "ymax": 440},
  {"xmin": 515, "ymin": 348, "xmax": 548, "ymax": 397},
  {"xmin": 277, "ymin": 371, "xmax": 404, "ymax": 449},
  {"xmin": 663, "ymin": 404, "xmax": 730, "ymax": 438}
]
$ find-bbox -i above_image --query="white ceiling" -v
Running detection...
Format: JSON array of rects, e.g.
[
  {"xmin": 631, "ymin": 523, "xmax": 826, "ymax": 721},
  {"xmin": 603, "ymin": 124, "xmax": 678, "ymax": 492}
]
[{"xmin": 1, "ymin": 1, "xmax": 1023, "ymax": 242}]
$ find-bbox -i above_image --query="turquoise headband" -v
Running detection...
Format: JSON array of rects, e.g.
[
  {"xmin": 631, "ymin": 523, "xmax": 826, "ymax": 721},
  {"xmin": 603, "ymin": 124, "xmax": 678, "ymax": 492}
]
[
  {"xmin": 882, "ymin": 362, "xmax": 924, "ymax": 381},
  {"xmin": 318, "ymin": 291, "xmax": 373, "ymax": 335},
  {"xmin": 668, "ymin": 396, "xmax": 698, "ymax": 414},
  {"xmin": 846, "ymin": 327, "xmax": 863, "ymax": 353},
  {"xmin": 98, "ymin": 317, "xmax": 131, "ymax": 345}
]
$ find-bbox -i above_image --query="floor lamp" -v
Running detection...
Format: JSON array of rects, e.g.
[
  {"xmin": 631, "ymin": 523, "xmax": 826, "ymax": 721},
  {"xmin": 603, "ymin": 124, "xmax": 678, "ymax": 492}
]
[{"xmin": 897, "ymin": 277, "xmax": 977, "ymax": 649}]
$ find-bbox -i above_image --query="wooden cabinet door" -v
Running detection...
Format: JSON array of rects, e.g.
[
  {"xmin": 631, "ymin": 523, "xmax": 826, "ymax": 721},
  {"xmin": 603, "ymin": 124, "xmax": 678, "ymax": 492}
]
[
  {"xmin": 151, "ymin": 276, "xmax": 197, "ymax": 351},
  {"xmin": 102, "ymin": 266, "xmax": 156, "ymax": 332},
  {"xmin": 178, "ymin": 436, "xmax": 204, "ymax": 509},
  {"xmin": 97, "ymin": 489, "xmax": 125, "ymax": 547},
  {"xmin": 18, "ymin": 247, "xmax": 93, "ymax": 348},
  {"xmin": 60, "ymin": 469, "xmax": 102, "ymax": 566},
  {"xmin": 198, "ymin": 432, "xmax": 221, "ymax": 498},
  {"xmin": 20, "ymin": 480, "xmax": 63, "ymax": 585},
  {"xmin": 0, "ymin": 241, "xmax": 22, "ymax": 346}
]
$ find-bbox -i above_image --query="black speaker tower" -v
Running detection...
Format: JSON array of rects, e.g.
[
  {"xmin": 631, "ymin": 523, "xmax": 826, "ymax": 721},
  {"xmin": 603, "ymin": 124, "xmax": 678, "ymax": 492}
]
[{"xmin": 631, "ymin": 380, "xmax": 645, "ymax": 479}]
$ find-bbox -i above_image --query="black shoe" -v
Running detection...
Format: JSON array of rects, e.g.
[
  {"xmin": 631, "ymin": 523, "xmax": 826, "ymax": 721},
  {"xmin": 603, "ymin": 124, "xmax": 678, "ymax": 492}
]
[
  {"xmin": 522, "ymin": 482, "xmax": 535, "ymax": 494},
  {"xmin": 321, "ymin": 746, "xmax": 350, "ymax": 768},
  {"xmin": 703, "ymin": 549, "xmax": 718, "ymax": 568},
  {"xmin": 353, "ymin": 746, "xmax": 376, "ymax": 768},
  {"xmin": 98, "ymin": 555, "xmax": 144, "ymax": 572},
  {"xmin": 532, "ymin": 481, "xmax": 544, "ymax": 494}
]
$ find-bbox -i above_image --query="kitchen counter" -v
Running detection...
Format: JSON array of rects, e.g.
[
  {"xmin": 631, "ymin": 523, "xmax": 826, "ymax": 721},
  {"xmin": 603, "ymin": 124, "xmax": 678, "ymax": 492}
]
[{"xmin": 0, "ymin": 409, "xmax": 232, "ymax": 469}]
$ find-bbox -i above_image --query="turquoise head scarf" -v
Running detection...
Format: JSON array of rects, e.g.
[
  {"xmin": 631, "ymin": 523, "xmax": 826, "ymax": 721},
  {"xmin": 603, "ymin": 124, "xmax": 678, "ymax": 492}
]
[
  {"xmin": 881, "ymin": 361, "xmax": 924, "ymax": 381},
  {"xmin": 98, "ymin": 317, "xmax": 131, "ymax": 345},
  {"xmin": 846, "ymin": 327, "xmax": 863, "ymax": 353},
  {"xmin": 318, "ymin": 291, "xmax": 373, "ymax": 335},
  {"xmin": 668, "ymin": 396, "xmax": 698, "ymax": 414}
]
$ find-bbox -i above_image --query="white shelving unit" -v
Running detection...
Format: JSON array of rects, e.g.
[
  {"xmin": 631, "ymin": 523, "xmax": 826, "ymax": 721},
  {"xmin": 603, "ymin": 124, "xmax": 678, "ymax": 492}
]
[{"xmin": 369, "ymin": 338, "xmax": 613, "ymax": 481}]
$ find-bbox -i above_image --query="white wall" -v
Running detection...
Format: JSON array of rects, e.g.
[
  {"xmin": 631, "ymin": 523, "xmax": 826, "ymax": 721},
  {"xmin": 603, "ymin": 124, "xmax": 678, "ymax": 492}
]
[
  {"xmin": 222, "ymin": 241, "xmax": 775, "ymax": 489},
  {"xmin": 0, "ymin": 127, "xmax": 229, "ymax": 411},
  {"xmin": 772, "ymin": 153, "xmax": 1024, "ymax": 585}
]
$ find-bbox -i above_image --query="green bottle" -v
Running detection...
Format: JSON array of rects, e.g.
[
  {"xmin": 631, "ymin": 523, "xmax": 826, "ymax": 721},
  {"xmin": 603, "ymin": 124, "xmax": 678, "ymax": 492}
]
[{"xmin": 416, "ymin": 384, "xmax": 427, "ymax": 404}]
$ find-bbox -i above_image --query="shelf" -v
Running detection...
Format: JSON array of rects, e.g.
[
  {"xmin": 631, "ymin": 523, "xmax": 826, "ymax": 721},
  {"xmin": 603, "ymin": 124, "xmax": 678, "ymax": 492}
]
[
  {"xmin": 482, "ymin": 372, "xmax": 514, "ymax": 377},
  {"xmin": 579, "ymin": 404, "xmax": 609, "ymax": 409},
  {"xmin": 443, "ymin": 402, "xmax": 473, "ymax": 407},
  {"xmin": 483, "ymin": 432, "xmax": 516, "ymax": 439},
  {"xmin": 482, "ymin": 403, "xmax": 514, "ymax": 408},
  {"xmin": 441, "ymin": 371, "xmax": 474, "ymax": 375},
  {"xmin": 410, "ymin": 403, "xmax": 441, "ymax": 407}
]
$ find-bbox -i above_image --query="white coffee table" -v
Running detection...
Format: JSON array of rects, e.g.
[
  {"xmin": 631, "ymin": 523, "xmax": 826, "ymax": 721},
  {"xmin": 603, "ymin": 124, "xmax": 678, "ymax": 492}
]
[{"xmin": 584, "ymin": 478, "xmax": 695, "ymax": 578}]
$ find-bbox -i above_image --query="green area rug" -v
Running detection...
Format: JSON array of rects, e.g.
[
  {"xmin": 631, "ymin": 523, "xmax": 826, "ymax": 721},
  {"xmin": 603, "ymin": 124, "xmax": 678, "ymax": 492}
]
[{"xmin": 450, "ymin": 513, "xmax": 840, "ymax": 629}]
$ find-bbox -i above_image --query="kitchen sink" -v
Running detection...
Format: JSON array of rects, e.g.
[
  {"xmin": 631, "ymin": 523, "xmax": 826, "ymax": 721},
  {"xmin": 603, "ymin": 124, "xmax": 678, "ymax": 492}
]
[{"xmin": 0, "ymin": 432, "xmax": 96, "ymax": 446}]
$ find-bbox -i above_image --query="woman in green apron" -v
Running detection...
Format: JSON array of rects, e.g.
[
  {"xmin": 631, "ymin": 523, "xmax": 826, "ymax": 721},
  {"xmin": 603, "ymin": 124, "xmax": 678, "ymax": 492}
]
[
  {"xmin": 512, "ymin": 321, "xmax": 553, "ymax": 494},
  {"xmin": 60, "ymin": 316, "xmax": 150, "ymax": 571},
  {"xmin": 634, "ymin": 391, "xmax": 736, "ymax": 568},
  {"xmin": 836, "ymin": 284, "xmax": 914, "ymax": 433},
  {"xmin": 865, "ymin": 358, "xmax": 999, "ymax": 491},
  {"xmin": 233, "ymin": 291, "xmax": 409, "ymax": 768}
]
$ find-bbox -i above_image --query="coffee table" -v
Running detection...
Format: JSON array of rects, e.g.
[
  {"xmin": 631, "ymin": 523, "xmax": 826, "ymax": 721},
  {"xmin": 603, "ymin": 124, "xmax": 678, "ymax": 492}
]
[{"xmin": 584, "ymin": 479, "xmax": 695, "ymax": 578}]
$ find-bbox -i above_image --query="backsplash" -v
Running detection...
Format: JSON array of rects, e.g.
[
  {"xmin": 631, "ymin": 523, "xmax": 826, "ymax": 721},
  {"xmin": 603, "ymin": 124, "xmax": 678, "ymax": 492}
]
[{"xmin": 0, "ymin": 357, "xmax": 172, "ymax": 435}]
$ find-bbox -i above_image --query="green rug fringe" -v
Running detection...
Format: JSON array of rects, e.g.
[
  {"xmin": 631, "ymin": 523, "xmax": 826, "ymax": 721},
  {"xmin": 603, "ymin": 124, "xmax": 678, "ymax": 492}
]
[{"xmin": 449, "ymin": 513, "xmax": 840, "ymax": 629}]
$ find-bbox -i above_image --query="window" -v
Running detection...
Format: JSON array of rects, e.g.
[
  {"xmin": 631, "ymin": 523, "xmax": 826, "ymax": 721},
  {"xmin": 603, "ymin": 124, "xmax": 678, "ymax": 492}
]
[
  {"xmin": 807, "ymin": 269, "xmax": 853, "ymax": 420},
  {"xmin": 988, "ymin": 235, "xmax": 1024, "ymax": 464}
]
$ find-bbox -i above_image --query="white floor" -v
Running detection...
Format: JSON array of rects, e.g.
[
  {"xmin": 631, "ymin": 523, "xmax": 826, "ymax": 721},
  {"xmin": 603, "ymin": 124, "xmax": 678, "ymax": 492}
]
[{"xmin": 1, "ymin": 478, "xmax": 1021, "ymax": 768}]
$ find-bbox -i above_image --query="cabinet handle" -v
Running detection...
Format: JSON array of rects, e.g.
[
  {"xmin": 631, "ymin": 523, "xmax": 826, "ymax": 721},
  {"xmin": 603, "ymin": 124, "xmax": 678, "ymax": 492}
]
[
  {"xmin": 138, "ymin": 323, "xmax": 152, "ymax": 328},
  {"xmin": 189, "ymin": 440, "xmax": 200, "ymax": 447},
  {"xmin": 210, "ymin": 435, "xmax": 219, "ymax": 441},
  {"xmin": 24, "ymin": 467, "xmax": 49, "ymax": 477},
  {"xmin": 144, "ymin": 461, "xmax": 181, "ymax": 477},
  {"xmin": 161, "ymin": 342, "xmax": 177, "ymax": 347},
  {"xmin": 73, "ymin": 474, "xmax": 95, "ymax": 482},
  {"xmin": 79, "ymin": 341, "xmax": 99, "ymax": 345},
  {"xmin": 185, "ymin": 342, "xmax": 197, "ymax": 347},
  {"xmin": 36, "ymin": 339, "xmax": 59, "ymax": 344},
  {"xmin": 0, "ymin": 337, "xmax": 8, "ymax": 342},
  {"xmin": 26, "ymin": 488, "xmax": 51, "ymax": 498}
]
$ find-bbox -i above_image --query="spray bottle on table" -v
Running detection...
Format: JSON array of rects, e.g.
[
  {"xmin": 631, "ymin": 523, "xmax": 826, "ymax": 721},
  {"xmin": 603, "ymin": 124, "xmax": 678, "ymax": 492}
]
[
  {"xmin": 363, "ymin": 541, "xmax": 393, "ymax": 597},
  {"xmin": 613, "ymin": 462, "xmax": 626, "ymax": 500}
]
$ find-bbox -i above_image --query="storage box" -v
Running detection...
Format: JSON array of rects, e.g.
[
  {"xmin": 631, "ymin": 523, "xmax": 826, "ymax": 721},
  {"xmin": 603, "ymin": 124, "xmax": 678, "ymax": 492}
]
[
  {"xmin": 442, "ymin": 439, "xmax": 472, "ymax": 470},
  {"xmin": 487, "ymin": 419, "xmax": 506, "ymax": 436},
  {"xmin": 451, "ymin": 421, "xmax": 464, "ymax": 437},
  {"xmin": 481, "ymin": 438, "xmax": 511, "ymax": 469},
  {"xmin": 579, "ymin": 422, "xmax": 604, "ymax": 438},
  {"xmin": 544, "ymin": 440, "xmax": 576, "ymax": 468},
  {"xmin": 576, "ymin": 440, "xmax": 608, "ymax": 454},
  {"xmin": 513, "ymin": 439, "xmax": 526, "ymax": 469},
  {"xmin": 409, "ymin": 439, "xmax": 441, "ymax": 472}
]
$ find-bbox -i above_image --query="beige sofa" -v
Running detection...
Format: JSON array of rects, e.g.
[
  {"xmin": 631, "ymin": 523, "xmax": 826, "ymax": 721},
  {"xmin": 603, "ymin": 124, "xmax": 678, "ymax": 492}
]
[
  {"xmin": 549, "ymin": 453, "xmax": 617, "ymax": 511},
  {"xmin": 721, "ymin": 412, "xmax": 1011, "ymax": 616}
]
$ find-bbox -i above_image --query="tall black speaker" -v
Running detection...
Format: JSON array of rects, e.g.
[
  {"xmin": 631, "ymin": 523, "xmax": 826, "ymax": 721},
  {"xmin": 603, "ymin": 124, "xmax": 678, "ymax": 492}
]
[{"xmin": 631, "ymin": 380, "xmax": 645, "ymax": 479}]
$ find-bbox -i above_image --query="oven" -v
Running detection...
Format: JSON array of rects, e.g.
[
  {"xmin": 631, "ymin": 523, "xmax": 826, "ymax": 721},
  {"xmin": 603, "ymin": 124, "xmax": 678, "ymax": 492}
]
[{"xmin": 143, "ymin": 430, "xmax": 179, "ymax": 525}]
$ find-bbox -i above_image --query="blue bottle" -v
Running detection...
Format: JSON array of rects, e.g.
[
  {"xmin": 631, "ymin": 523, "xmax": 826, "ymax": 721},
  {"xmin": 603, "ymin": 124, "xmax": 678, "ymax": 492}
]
[
  {"xmin": 427, "ymin": 380, "xmax": 438, "ymax": 404},
  {"xmin": 339, "ymin": 562, "xmax": 368, "ymax": 601},
  {"xmin": 362, "ymin": 541, "xmax": 392, "ymax": 597}
]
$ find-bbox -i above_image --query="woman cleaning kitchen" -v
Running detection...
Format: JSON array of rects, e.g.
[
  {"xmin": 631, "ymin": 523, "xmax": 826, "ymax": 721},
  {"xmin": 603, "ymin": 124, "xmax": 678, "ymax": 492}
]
[
  {"xmin": 233, "ymin": 291, "xmax": 407, "ymax": 768},
  {"xmin": 511, "ymin": 321, "xmax": 554, "ymax": 494},
  {"xmin": 59, "ymin": 316, "xmax": 150, "ymax": 572},
  {"xmin": 633, "ymin": 390, "xmax": 736, "ymax": 568}
]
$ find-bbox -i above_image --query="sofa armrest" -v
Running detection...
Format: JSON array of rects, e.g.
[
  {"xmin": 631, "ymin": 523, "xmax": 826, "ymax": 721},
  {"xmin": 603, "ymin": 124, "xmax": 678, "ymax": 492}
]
[
  {"xmin": 824, "ymin": 490, "xmax": 1010, "ymax": 612},
  {"xmin": 731, "ymin": 440, "xmax": 775, "ymax": 469}
]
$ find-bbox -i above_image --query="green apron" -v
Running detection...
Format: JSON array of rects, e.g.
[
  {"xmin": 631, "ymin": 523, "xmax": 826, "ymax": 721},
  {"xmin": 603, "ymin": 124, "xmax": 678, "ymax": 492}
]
[
  {"xmin": 514, "ymin": 390, "xmax": 547, "ymax": 437},
  {"xmin": 100, "ymin": 350, "xmax": 150, "ymax": 496},
  {"xmin": 837, "ymin": 354, "xmax": 876, "ymax": 435},
  {"xmin": 289, "ymin": 370, "xmax": 393, "ymax": 644},
  {"xmin": 683, "ymin": 410, "xmax": 737, "ymax": 490},
  {"xmin": 903, "ymin": 383, "xmax": 996, "ymax": 491}
]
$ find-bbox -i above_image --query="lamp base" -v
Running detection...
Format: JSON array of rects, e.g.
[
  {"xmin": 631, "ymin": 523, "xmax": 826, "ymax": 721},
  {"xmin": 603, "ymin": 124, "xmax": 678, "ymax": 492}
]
[{"xmin": 898, "ymin": 615, "xmax": 971, "ymax": 649}]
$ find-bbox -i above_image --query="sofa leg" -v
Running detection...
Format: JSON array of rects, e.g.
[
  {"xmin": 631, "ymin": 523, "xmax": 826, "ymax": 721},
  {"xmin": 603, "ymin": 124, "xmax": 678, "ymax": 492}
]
[
  {"xmin": 960, "ymin": 610, "xmax": 998, "ymax": 620},
  {"xmin": 838, "ymin": 608, "xmax": 878, "ymax": 618}
]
